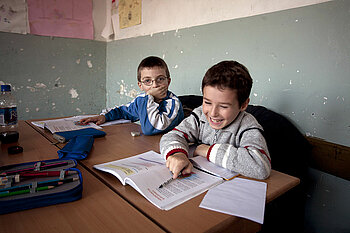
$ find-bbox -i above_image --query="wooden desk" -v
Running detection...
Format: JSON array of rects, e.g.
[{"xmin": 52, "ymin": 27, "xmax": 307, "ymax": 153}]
[
  {"xmin": 0, "ymin": 121, "xmax": 164, "ymax": 233},
  {"xmin": 0, "ymin": 121, "xmax": 58, "ymax": 166},
  {"xmin": 27, "ymin": 121, "xmax": 300, "ymax": 233}
]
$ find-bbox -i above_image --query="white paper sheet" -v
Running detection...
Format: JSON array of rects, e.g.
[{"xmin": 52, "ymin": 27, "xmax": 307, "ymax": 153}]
[
  {"xmin": 32, "ymin": 115, "xmax": 130, "ymax": 129},
  {"xmin": 99, "ymin": 119, "xmax": 131, "ymax": 126},
  {"xmin": 0, "ymin": 0, "xmax": 28, "ymax": 34},
  {"xmin": 199, "ymin": 177, "xmax": 267, "ymax": 224}
]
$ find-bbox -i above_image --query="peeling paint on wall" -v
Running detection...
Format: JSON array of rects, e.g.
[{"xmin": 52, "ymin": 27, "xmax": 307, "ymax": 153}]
[
  {"xmin": 117, "ymin": 80, "xmax": 140, "ymax": 98},
  {"xmin": 34, "ymin": 83, "xmax": 47, "ymax": 89},
  {"xmin": 69, "ymin": 88, "xmax": 79, "ymax": 98},
  {"xmin": 87, "ymin": 60, "xmax": 93, "ymax": 68},
  {"xmin": 106, "ymin": 0, "xmax": 350, "ymax": 148},
  {"xmin": 127, "ymin": 88, "xmax": 138, "ymax": 98}
]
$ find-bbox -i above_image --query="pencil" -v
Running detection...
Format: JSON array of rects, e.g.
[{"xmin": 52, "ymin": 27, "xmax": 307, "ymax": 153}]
[{"xmin": 0, "ymin": 185, "xmax": 55, "ymax": 198}]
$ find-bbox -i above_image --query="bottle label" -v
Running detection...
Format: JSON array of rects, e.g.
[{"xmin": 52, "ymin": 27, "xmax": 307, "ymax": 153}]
[{"xmin": 0, "ymin": 107, "xmax": 17, "ymax": 126}]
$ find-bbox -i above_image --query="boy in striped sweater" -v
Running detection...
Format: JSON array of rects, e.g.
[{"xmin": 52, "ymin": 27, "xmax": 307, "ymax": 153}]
[
  {"xmin": 80, "ymin": 56, "xmax": 184, "ymax": 135},
  {"xmin": 160, "ymin": 61, "xmax": 271, "ymax": 179}
]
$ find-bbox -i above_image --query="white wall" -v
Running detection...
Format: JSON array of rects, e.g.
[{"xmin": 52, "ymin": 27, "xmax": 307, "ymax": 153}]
[{"xmin": 98, "ymin": 0, "xmax": 331, "ymax": 41}]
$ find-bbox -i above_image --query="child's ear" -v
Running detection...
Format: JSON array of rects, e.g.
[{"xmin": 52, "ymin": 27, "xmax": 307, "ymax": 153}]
[
  {"xmin": 137, "ymin": 81, "xmax": 143, "ymax": 90},
  {"xmin": 167, "ymin": 77, "xmax": 171, "ymax": 86},
  {"xmin": 240, "ymin": 98, "xmax": 250, "ymax": 111}
]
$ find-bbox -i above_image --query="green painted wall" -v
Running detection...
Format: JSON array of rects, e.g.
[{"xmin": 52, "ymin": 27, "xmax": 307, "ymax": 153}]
[
  {"xmin": 0, "ymin": 32, "xmax": 106, "ymax": 120},
  {"xmin": 106, "ymin": 0, "xmax": 350, "ymax": 147}
]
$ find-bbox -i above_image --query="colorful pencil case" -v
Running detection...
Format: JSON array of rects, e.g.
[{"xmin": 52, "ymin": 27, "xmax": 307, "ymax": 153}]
[{"xmin": 0, "ymin": 158, "xmax": 83, "ymax": 215}]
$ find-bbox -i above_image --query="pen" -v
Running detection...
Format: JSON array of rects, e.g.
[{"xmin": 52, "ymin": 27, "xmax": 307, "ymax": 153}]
[
  {"xmin": 0, "ymin": 177, "xmax": 79, "ymax": 193},
  {"xmin": 17, "ymin": 170, "xmax": 77, "ymax": 178},
  {"xmin": 0, "ymin": 185, "xmax": 55, "ymax": 198},
  {"xmin": 0, "ymin": 161, "xmax": 69, "ymax": 176},
  {"xmin": 189, "ymin": 159, "xmax": 214, "ymax": 176},
  {"xmin": 189, "ymin": 159, "xmax": 240, "ymax": 181},
  {"xmin": 0, "ymin": 170, "xmax": 77, "ymax": 184},
  {"xmin": 158, "ymin": 177, "xmax": 174, "ymax": 189},
  {"xmin": 158, "ymin": 170, "xmax": 190, "ymax": 189}
]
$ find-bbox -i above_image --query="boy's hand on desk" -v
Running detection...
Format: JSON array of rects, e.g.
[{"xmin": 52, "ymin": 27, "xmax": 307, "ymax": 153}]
[
  {"xmin": 194, "ymin": 144, "xmax": 210, "ymax": 158},
  {"xmin": 147, "ymin": 86, "xmax": 168, "ymax": 102},
  {"xmin": 79, "ymin": 115, "xmax": 106, "ymax": 125},
  {"xmin": 166, "ymin": 153, "xmax": 193, "ymax": 179}
]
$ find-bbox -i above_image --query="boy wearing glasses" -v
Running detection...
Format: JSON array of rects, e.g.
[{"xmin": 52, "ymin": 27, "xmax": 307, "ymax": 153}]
[
  {"xmin": 160, "ymin": 60, "xmax": 271, "ymax": 179},
  {"xmin": 80, "ymin": 56, "xmax": 184, "ymax": 135}
]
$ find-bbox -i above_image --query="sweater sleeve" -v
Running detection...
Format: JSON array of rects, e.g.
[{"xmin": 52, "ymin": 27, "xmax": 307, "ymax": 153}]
[
  {"xmin": 101, "ymin": 97, "xmax": 140, "ymax": 122},
  {"xmin": 160, "ymin": 111, "xmax": 200, "ymax": 160},
  {"xmin": 207, "ymin": 124, "xmax": 271, "ymax": 180}
]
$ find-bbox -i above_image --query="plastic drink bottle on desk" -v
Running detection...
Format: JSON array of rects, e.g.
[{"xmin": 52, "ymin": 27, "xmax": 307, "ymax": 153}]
[{"xmin": 0, "ymin": 85, "xmax": 19, "ymax": 144}]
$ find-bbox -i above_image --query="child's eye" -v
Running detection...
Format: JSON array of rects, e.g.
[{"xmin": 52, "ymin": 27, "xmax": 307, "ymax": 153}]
[
  {"xmin": 142, "ymin": 79, "xmax": 152, "ymax": 85},
  {"xmin": 220, "ymin": 106, "xmax": 228, "ymax": 109},
  {"xmin": 157, "ymin": 76, "xmax": 166, "ymax": 82},
  {"xmin": 204, "ymin": 101, "xmax": 211, "ymax": 105}
]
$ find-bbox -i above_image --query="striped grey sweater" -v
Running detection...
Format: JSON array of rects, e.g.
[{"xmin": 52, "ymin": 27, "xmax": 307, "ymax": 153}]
[{"xmin": 160, "ymin": 106, "xmax": 271, "ymax": 179}]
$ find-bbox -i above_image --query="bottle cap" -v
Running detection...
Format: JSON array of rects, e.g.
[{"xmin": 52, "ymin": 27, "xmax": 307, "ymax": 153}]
[{"xmin": 1, "ymin": 85, "xmax": 11, "ymax": 92}]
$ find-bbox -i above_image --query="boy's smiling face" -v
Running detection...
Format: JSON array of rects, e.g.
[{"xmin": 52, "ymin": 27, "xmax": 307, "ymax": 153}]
[{"xmin": 202, "ymin": 85, "xmax": 249, "ymax": 130}]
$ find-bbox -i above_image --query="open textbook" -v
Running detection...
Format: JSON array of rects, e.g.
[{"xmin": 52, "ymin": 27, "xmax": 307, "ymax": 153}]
[
  {"xmin": 189, "ymin": 156, "xmax": 239, "ymax": 180},
  {"xmin": 31, "ymin": 115, "xmax": 130, "ymax": 134},
  {"xmin": 93, "ymin": 151, "xmax": 239, "ymax": 210}
]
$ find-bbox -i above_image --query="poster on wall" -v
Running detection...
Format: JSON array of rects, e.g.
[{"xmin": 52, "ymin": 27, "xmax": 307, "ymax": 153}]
[
  {"xmin": 0, "ymin": 0, "xmax": 28, "ymax": 34},
  {"xmin": 27, "ymin": 0, "xmax": 93, "ymax": 40},
  {"xmin": 119, "ymin": 0, "xmax": 141, "ymax": 29}
]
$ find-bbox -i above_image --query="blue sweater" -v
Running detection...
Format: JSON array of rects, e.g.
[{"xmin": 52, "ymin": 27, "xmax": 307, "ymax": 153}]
[{"xmin": 101, "ymin": 91, "xmax": 184, "ymax": 135}]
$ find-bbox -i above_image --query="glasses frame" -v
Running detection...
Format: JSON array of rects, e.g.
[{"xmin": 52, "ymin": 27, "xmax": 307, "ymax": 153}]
[{"xmin": 141, "ymin": 76, "xmax": 168, "ymax": 86}]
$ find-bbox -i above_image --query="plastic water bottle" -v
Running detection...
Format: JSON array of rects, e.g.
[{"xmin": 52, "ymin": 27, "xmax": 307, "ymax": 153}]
[{"xmin": 0, "ymin": 85, "xmax": 19, "ymax": 143}]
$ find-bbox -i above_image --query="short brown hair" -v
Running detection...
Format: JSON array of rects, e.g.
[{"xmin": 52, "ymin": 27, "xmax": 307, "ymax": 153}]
[
  {"xmin": 202, "ymin": 61, "xmax": 253, "ymax": 107},
  {"xmin": 137, "ymin": 56, "xmax": 170, "ymax": 82}
]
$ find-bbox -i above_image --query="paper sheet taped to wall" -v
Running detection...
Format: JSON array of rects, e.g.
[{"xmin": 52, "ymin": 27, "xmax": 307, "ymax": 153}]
[
  {"xmin": 27, "ymin": 0, "xmax": 93, "ymax": 40},
  {"xmin": 119, "ymin": 0, "xmax": 141, "ymax": 29},
  {"xmin": 0, "ymin": 0, "xmax": 28, "ymax": 34}
]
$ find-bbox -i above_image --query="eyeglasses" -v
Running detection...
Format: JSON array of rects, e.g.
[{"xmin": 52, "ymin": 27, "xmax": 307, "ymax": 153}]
[{"xmin": 141, "ymin": 76, "xmax": 168, "ymax": 86}]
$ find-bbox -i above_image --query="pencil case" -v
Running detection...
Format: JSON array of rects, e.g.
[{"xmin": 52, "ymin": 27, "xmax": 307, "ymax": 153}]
[
  {"xmin": 53, "ymin": 128, "xmax": 106, "ymax": 143},
  {"xmin": 0, "ymin": 158, "xmax": 83, "ymax": 215}
]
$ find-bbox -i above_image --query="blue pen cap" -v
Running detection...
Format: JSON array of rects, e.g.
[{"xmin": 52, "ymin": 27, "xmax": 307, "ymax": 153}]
[{"xmin": 1, "ymin": 85, "xmax": 11, "ymax": 92}]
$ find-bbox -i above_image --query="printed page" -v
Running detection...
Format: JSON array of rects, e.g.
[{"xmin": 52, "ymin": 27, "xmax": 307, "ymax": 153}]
[
  {"xmin": 190, "ymin": 156, "xmax": 239, "ymax": 180},
  {"xmin": 31, "ymin": 116, "xmax": 97, "ymax": 129},
  {"xmin": 93, "ymin": 151, "xmax": 223, "ymax": 210},
  {"xmin": 43, "ymin": 118, "xmax": 102, "ymax": 133},
  {"xmin": 32, "ymin": 115, "xmax": 130, "ymax": 129},
  {"xmin": 93, "ymin": 151, "xmax": 165, "ymax": 185},
  {"xmin": 129, "ymin": 166, "xmax": 223, "ymax": 210}
]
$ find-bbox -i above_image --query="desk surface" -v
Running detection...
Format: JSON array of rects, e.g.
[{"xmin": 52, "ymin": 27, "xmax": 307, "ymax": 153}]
[
  {"xmin": 0, "ymin": 121, "xmax": 164, "ymax": 233},
  {"xmin": 27, "ymin": 121, "xmax": 300, "ymax": 233}
]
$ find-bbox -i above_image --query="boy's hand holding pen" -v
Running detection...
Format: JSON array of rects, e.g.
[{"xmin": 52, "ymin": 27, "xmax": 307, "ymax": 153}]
[
  {"xmin": 165, "ymin": 152, "xmax": 193, "ymax": 179},
  {"xmin": 158, "ymin": 152, "xmax": 193, "ymax": 189}
]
